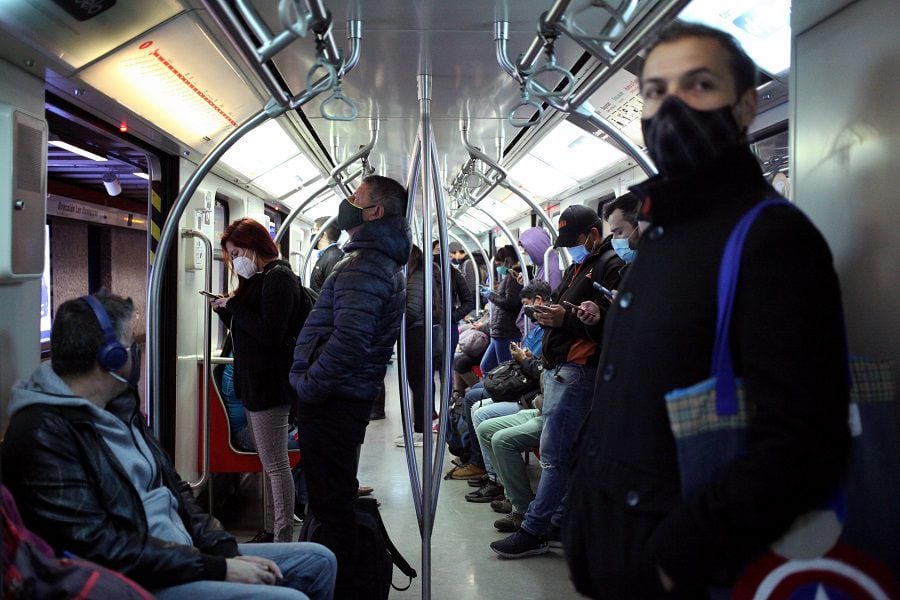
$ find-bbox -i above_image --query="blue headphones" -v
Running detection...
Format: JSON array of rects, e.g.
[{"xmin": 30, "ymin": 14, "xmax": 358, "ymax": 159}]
[{"xmin": 81, "ymin": 295, "xmax": 129, "ymax": 372}]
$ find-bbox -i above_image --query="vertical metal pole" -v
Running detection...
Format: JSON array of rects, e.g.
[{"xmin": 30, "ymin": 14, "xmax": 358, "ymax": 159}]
[
  {"xmin": 183, "ymin": 229, "xmax": 213, "ymax": 493},
  {"xmin": 417, "ymin": 73, "xmax": 434, "ymax": 600}
]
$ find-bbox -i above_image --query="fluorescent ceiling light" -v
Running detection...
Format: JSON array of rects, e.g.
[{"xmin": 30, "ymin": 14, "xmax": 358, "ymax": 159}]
[
  {"xmin": 530, "ymin": 120, "xmax": 627, "ymax": 180},
  {"xmin": 132, "ymin": 172, "xmax": 150, "ymax": 180},
  {"xmin": 507, "ymin": 155, "xmax": 578, "ymax": 198},
  {"xmin": 220, "ymin": 120, "xmax": 301, "ymax": 180},
  {"xmin": 454, "ymin": 213, "xmax": 491, "ymax": 235},
  {"xmin": 252, "ymin": 154, "xmax": 321, "ymax": 197},
  {"xmin": 49, "ymin": 140, "xmax": 107, "ymax": 162},
  {"xmin": 679, "ymin": 0, "xmax": 791, "ymax": 75}
]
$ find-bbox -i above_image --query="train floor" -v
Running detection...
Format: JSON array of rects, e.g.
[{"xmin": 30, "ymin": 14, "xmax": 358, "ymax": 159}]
[{"xmin": 218, "ymin": 361, "xmax": 584, "ymax": 599}]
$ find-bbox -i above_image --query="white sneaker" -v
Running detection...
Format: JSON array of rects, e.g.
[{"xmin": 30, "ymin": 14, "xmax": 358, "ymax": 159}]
[{"xmin": 394, "ymin": 433, "xmax": 424, "ymax": 447}]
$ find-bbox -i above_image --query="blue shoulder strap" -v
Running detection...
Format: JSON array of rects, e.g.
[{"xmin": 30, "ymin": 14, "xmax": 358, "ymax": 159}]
[{"xmin": 711, "ymin": 198, "xmax": 794, "ymax": 415}]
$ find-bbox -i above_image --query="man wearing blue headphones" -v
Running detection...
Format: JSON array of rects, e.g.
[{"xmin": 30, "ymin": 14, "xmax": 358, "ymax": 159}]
[{"xmin": 3, "ymin": 292, "xmax": 337, "ymax": 599}]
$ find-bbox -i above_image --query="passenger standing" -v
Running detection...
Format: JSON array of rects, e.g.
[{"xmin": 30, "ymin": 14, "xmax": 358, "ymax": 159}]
[
  {"xmin": 490, "ymin": 205, "xmax": 622, "ymax": 559},
  {"xmin": 212, "ymin": 218, "xmax": 305, "ymax": 544},
  {"xmin": 479, "ymin": 245, "xmax": 524, "ymax": 374},
  {"xmin": 310, "ymin": 216, "xmax": 343, "ymax": 293},
  {"xmin": 450, "ymin": 242, "xmax": 478, "ymax": 308},
  {"xmin": 290, "ymin": 175, "xmax": 411, "ymax": 599},
  {"xmin": 518, "ymin": 226, "xmax": 562, "ymax": 291},
  {"xmin": 397, "ymin": 245, "xmax": 443, "ymax": 447},
  {"xmin": 564, "ymin": 23, "xmax": 850, "ymax": 597}
]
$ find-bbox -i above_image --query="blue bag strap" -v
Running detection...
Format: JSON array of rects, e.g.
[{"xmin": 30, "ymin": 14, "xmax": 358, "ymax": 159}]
[{"xmin": 712, "ymin": 198, "xmax": 794, "ymax": 415}]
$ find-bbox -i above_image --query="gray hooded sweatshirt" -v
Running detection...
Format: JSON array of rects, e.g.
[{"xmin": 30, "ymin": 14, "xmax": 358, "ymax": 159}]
[{"xmin": 8, "ymin": 362, "xmax": 193, "ymax": 547}]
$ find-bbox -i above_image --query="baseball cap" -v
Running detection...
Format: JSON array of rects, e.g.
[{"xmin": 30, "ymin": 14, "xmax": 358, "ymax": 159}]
[
  {"xmin": 554, "ymin": 205, "xmax": 601, "ymax": 248},
  {"xmin": 449, "ymin": 242, "xmax": 464, "ymax": 253}
]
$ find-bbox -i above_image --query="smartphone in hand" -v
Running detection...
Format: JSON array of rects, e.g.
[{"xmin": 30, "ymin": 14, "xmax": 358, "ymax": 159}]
[
  {"xmin": 561, "ymin": 300, "xmax": 577, "ymax": 310},
  {"xmin": 199, "ymin": 290, "xmax": 222, "ymax": 299},
  {"xmin": 592, "ymin": 281, "xmax": 615, "ymax": 300}
]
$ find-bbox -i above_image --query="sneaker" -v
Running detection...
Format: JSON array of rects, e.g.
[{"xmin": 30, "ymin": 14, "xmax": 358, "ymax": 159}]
[
  {"xmin": 494, "ymin": 512, "xmax": 524, "ymax": 533},
  {"xmin": 445, "ymin": 463, "xmax": 487, "ymax": 480},
  {"xmin": 491, "ymin": 497, "xmax": 512, "ymax": 514},
  {"xmin": 245, "ymin": 530, "xmax": 274, "ymax": 543},
  {"xmin": 467, "ymin": 474, "xmax": 491, "ymax": 488},
  {"xmin": 490, "ymin": 529, "xmax": 549, "ymax": 559},
  {"xmin": 292, "ymin": 513, "xmax": 302, "ymax": 524},
  {"xmin": 395, "ymin": 432, "xmax": 424, "ymax": 447},
  {"xmin": 465, "ymin": 482, "xmax": 504, "ymax": 503},
  {"xmin": 546, "ymin": 525, "xmax": 563, "ymax": 549}
]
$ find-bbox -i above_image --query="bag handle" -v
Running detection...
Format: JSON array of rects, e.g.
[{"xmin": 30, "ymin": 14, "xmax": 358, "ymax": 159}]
[{"xmin": 711, "ymin": 198, "xmax": 793, "ymax": 415}]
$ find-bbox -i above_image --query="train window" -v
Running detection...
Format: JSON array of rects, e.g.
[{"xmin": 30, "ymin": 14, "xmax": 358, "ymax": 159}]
[
  {"xmin": 213, "ymin": 197, "xmax": 230, "ymax": 349},
  {"xmin": 750, "ymin": 127, "xmax": 790, "ymax": 199},
  {"xmin": 40, "ymin": 225, "xmax": 52, "ymax": 351}
]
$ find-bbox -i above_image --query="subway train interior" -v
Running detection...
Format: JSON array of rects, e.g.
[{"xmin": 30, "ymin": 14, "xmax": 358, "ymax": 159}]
[{"xmin": 1, "ymin": 0, "xmax": 898, "ymax": 598}]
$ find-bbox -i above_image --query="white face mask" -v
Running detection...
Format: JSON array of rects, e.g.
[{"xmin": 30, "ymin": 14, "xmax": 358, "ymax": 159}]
[{"xmin": 232, "ymin": 255, "xmax": 257, "ymax": 279}]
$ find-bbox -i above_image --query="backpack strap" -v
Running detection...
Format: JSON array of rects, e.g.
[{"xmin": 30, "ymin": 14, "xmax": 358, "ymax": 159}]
[{"xmin": 356, "ymin": 498, "xmax": 417, "ymax": 587}]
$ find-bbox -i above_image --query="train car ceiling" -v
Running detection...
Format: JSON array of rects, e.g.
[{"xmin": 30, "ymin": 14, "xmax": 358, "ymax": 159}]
[{"xmin": 1, "ymin": 0, "xmax": 791, "ymax": 234}]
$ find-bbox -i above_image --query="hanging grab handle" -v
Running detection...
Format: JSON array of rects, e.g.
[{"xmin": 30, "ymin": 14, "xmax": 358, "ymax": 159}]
[
  {"xmin": 524, "ymin": 50, "xmax": 576, "ymax": 100},
  {"xmin": 278, "ymin": 0, "xmax": 310, "ymax": 38},
  {"xmin": 320, "ymin": 82, "xmax": 358, "ymax": 121},
  {"xmin": 305, "ymin": 56, "xmax": 338, "ymax": 95},
  {"xmin": 508, "ymin": 89, "xmax": 545, "ymax": 128}
]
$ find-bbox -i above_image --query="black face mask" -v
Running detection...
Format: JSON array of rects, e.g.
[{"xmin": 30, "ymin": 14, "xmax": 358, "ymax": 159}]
[
  {"xmin": 337, "ymin": 199, "xmax": 366, "ymax": 231},
  {"xmin": 641, "ymin": 96, "xmax": 743, "ymax": 177}
]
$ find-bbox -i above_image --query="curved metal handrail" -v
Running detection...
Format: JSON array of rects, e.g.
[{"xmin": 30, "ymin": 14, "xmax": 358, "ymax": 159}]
[{"xmin": 273, "ymin": 166, "xmax": 363, "ymax": 245}]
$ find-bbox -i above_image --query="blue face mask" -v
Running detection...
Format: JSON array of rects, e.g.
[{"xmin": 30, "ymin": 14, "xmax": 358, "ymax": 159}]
[
  {"xmin": 611, "ymin": 238, "xmax": 636, "ymax": 264},
  {"xmin": 567, "ymin": 244, "xmax": 589, "ymax": 264},
  {"xmin": 496, "ymin": 265, "xmax": 509, "ymax": 277}
]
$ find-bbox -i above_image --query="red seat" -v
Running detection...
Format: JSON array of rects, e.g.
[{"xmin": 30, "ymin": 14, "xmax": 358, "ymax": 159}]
[
  {"xmin": 472, "ymin": 365, "xmax": 483, "ymax": 379},
  {"xmin": 197, "ymin": 366, "xmax": 300, "ymax": 473}
]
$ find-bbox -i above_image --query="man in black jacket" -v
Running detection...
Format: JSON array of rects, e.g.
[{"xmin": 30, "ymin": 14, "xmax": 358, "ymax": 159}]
[
  {"xmin": 564, "ymin": 23, "xmax": 850, "ymax": 598},
  {"xmin": 490, "ymin": 205, "xmax": 622, "ymax": 559},
  {"xmin": 310, "ymin": 216, "xmax": 343, "ymax": 293},
  {"xmin": 2, "ymin": 293, "xmax": 336, "ymax": 599},
  {"xmin": 290, "ymin": 175, "xmax": 411, "ymax": 598}
]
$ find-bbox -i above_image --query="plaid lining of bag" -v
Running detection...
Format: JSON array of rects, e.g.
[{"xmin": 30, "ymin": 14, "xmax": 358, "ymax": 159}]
[
  {"xmin": 849, "ymin": 357, "xmax": 895, "ymax": 405},
  {"xmin": 665, "ymin": 377, "xmax": 752, "ymax": 439}
]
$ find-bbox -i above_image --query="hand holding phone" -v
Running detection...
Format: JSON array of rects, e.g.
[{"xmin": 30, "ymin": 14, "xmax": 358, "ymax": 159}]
[
  {"xmin": 592, "ymin": 281, "xmax": 615, "ymax": 300},
  {"xmin": 561, "ymin": 300, "xmax": 577, "ymax": 311},
  {"xmin": 199, "ymin": 290, "xmax": 222, "ymax": 299}
]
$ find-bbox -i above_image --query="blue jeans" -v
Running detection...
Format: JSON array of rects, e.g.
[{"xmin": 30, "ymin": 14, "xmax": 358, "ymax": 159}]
[
  {"xmin": 153, "ymin": 542, "xmax": 336, "ymax": 600},
  {"xmin": 521, "ymin": 363, "xmax": 595, "ymax": 537},
  {"xmin": 479, "ymin": 337, "xmax": 516, "ymax": 375},
  {"xmin": 472, "ymin": 400, "xmax": 522, "ymax": 481}
]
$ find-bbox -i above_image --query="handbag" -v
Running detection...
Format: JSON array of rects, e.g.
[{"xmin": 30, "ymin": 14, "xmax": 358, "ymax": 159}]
[{"xmin": 483, "ymin": 360, "xmax": 537, "ymax": 403}]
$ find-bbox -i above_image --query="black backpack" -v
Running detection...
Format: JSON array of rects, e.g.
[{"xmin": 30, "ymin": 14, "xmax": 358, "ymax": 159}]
[{"xmin": 299, "ymin": 497, "xmax": 417, "ymax": 598}]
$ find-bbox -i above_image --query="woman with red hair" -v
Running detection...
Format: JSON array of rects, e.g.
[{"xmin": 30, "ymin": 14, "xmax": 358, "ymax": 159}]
[{"xmin": 211, "ymin": 218, "xmax": 305, "ymax": 543}]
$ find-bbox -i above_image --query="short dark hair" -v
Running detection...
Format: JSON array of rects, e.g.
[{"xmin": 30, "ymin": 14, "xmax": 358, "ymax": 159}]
[
  {"xmin": 362, "ymin": 175, "xmax": 407, "ymax": 218},
  {"xmin": 494, "ymin": 245, "xmax": 517, "ymax": 265},
  {"xmin": 602, "ymin": 192, "xmax": 640, "ymax": 225},
  {"xmin": 52, "ymin": 292, "xmax": 134, "ymax": 377},
  {"xmin": 522, "ymin": 279, "xmax": 551, "ymax": 302},
  {"xmin": 314, "ymin": 216, "xmax": 340, "ymax": 243},
  {"xmin": 639, "ymin": 22, "xmax": 758, "ymax": 97}
]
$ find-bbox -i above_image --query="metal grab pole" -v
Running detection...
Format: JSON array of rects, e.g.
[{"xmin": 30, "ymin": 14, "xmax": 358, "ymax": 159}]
[
  {"xmin": 148, "ymin": 107, "xmax": 279, "ymax": 436},
  {"xmin": 428, "ymin": 136, "xmax": 452, "ymax": 516},
  {"xmin": 468, "ymin": 207, "xmax": 530, "ymax": 289},
  {"xmin": 516, "ymin": 0, "xmax": 575, "ymax": 75},
  {"xmin": 574, "ymin": 103, "xmax": 656, "ymax": 175},
  {"xmin": 330, "ymin": 118, "xmax": 379, "ymax": 198},
  {"xmin": 274, "ymin": 167, "xmax": 363, "ymax": 245},
  {"xmin": 448, "ymin": 217, "xmax": 493, "ymax": 291},
  {"xmin": 497, "ymin": 180, "xmax": 570, "ymax": 272},
  {"xmin": 447, "ymin": 232, "xmax": 479, "ymax": 313},
  {"xmin": 183, "ymin": 229, "xmax": 213, "ymax": 492},
  {"xmin": 418, "ymin": 73, "xmax": 436, "ymax": 600}
]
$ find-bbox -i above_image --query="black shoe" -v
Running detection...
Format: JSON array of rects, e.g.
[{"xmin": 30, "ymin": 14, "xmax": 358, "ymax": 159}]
[
  {"xmin": 369, "ymin": 411, "xmax": 386, "ymax": 421},
  {"xmin": 491, "ymin": 496, "xmax": 512, "ymax": 514},
  {"xmin": 245, "ymin": 530, "xmax": 274, "ymax": 543},
  {"xmin": 467, "ymin": 474, "xmax": 491, "ymax": 488},
  {"xmin": 490, "ymin": 529, "xmax": 549, "ymax": 559},
  {"xmin": 465, "ymin": 482, "xmax": 504, "ymax": 503}
]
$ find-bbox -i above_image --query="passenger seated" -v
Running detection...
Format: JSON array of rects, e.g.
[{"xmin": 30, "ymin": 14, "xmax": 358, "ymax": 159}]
[
  {"xmin": 2, "ymin": 292, "xmax": 336, "ymax": 599},
  {"xmin": 452, "ymin": 313, "xmax": 489, "ymax": 397},
  {"xmin": 446, "ymin": 280, "xmax": 549, "ymax": 482}
]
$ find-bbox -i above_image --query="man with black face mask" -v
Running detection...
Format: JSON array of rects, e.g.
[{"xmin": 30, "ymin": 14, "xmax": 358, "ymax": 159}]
[
  {"xmin": 291, "ymin": 174, "xmax": 411, "ymax": 599},
  {"xmin": 564, "ymin": 23, "xmax": 850, "ymax": 598},
  {"xmin": 3, "ymin": 292, "xmax": 337, "ymax": 598}
]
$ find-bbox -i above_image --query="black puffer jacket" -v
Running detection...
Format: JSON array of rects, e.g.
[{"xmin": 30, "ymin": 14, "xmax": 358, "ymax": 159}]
[
  {"xmin": 291, "ymin": 215, "xmax": 412, "ymax": 406},
  {"xmin": 487, "ymin": 273, "xmax": 523, "ymax": 339},
  {"xmin": 2, "ymin": 396, "xmax": 238, "ymax": 589},
  {"xmin": 311, "ymin": 243, "xmax": 343, "ymax": 293}
]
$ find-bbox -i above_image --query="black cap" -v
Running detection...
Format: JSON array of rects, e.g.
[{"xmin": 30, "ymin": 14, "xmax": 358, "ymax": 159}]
[
  {"xmin": 449, "ymin": 242, "xmax": 464, "ymax": 253},
  {"xmin": 554, "ymin": 205, "xmax": 601, "ymax": 248}
]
